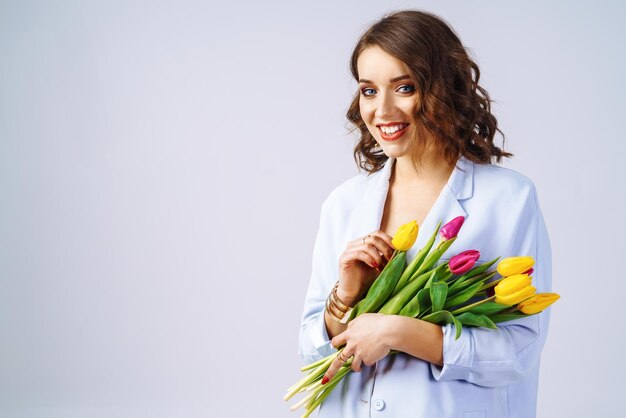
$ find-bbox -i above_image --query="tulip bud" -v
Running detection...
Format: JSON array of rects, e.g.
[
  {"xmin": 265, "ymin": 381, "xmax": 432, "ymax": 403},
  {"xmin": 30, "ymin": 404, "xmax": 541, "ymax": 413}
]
[
  {"xmin": 449, "ymin": 250, "xmax": 480, "ymax": 275},
  {"xmin": 439, "ymin": 216, "xmax": 465, "ymax": 241},
  {"xmin": 497, "ymin": 256, "xmax": 535, "ymax": 277},
  {"xmin": 494, "ymin": 274, "xmax": 536, "ymax": 305},
  {"xmin": 519, "ymin": 293, "xmax": 560, "ymax": 314},
  {"xmin": 391, "ymin": 220, "xmax": 419, "ymax": 251},
  {"xmin": 494, "ymin": 274, "xmax": 531, "ymax": 297},
  {"xmin": 495, "ymin": 285, "xmax": 536, "ymax": 306}
]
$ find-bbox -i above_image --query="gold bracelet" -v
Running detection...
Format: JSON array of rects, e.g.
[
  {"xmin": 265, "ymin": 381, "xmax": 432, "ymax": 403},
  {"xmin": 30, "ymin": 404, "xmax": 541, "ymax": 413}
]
[
  {"xmin": 325, "ymin": 296, "xmax": 345, "ymax": 322},
  {"xmin": 329, "ymin": 296, "xmax": 347, "ymax": 317},
  {"xmin": 325, "ymin": 282, "xmax": 354, "ymax": 323},
  {"xmin": 331, "ymin": 283, "xmax": 352, "ymax": 312}
]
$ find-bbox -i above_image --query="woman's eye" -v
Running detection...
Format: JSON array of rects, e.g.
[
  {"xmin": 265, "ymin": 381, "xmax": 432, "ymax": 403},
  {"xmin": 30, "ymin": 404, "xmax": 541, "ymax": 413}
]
[
  {"xmin": 398, "ymin": 84, "xmax": 415, "ymax": 93},
  {"xmin": 361, "ymin": 88, "xmax": 376, "ymax": 96}
]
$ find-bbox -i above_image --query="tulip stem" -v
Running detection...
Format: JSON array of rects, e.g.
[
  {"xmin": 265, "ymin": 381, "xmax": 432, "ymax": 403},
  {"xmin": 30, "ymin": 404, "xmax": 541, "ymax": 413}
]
[
  {"xmin": 300, "ymin": 352, "xmax": 337, "ymax": 372},
  {"xmin": 284, "ymin": 354, "xmax": 335, "ymax": 401},
  {"xmin": 480, "ymin": 277, "xmax": 504, "ymax": 291},
  {"xmin": 301, "ymin": 366, "xmax": 352, "ymax": 418},
  {"xmin": 290, "ymin": 387, "xmax": 319, "ymax": 411},
  {"xmin": 450, "ymin": 296, "xmax": 496, "ymax": 315}
]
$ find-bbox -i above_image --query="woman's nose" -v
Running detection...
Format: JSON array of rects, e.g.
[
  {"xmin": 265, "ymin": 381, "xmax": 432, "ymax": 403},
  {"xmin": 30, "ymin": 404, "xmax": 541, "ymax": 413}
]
[{"xmin": 375, "ymin": 90, "xmax": 396, "ymax": 118}]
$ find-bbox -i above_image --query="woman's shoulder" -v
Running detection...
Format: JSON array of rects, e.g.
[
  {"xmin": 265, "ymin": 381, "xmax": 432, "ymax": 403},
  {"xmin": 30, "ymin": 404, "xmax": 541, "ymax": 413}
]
[
  {"xmin": 321, "ymin": 170, "xmax": 379, "ymax": 213},
  {"xmin": 472, "ymin": 161, "xmax": 537, "ymax": 196}
]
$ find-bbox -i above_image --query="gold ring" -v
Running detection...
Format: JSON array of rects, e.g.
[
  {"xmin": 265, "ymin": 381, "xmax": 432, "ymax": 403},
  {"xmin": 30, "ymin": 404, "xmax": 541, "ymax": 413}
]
[
  {"xmin": 337, "ymin": 351, "xmax": 352, "ymax": 363},
  {"xmin": 362, "ymin": 234, "xmax": 370, "ymax": 245}
]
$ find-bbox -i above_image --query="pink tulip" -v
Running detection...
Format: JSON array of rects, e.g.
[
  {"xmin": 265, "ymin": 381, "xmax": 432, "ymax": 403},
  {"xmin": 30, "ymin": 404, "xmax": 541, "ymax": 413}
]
[
  {"xmin": 449, "ymin": 250, "xmax": 480, "ymax": 275},
  {"xmin": 440, "ymin": 216, "xmax": 465, "ymax": 241}
]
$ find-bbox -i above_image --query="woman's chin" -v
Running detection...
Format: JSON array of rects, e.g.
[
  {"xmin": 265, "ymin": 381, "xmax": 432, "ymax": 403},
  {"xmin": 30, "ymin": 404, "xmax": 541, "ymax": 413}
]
[{"xmin": 379, "ymin": 147, "xmax": 409, "ymax": 160}]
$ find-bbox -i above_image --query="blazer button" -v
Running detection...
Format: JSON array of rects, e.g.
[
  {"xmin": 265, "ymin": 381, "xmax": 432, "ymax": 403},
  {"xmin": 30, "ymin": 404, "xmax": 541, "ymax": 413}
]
[{"xmin": 373, "ymin": 399, "xmax": 385, "ymax": 411}]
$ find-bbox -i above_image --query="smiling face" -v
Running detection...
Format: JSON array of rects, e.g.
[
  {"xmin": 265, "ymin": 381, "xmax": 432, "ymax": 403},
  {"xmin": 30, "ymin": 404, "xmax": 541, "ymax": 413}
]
[{"xmin": 357, "ymin": 45, "xmax": 421, "ymax": 159}]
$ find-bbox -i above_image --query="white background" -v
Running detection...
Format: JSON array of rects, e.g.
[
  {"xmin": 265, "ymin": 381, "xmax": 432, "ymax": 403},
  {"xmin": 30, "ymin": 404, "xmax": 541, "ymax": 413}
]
[{"xmin": 1, "ymin": 1, "xmax": 624, "ymax": 417}]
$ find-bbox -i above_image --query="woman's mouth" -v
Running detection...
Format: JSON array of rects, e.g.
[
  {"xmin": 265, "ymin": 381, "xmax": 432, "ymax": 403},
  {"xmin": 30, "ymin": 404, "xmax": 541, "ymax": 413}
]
[{"xmin": 377, "ymin": 123, "xmax": 409, "ymax": 141}]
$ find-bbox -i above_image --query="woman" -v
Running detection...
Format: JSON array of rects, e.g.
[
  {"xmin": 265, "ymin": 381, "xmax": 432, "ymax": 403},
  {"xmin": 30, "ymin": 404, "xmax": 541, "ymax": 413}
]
[{"xmin": 298, "ymin": 10, "xmax": 552, "ymax": 418}]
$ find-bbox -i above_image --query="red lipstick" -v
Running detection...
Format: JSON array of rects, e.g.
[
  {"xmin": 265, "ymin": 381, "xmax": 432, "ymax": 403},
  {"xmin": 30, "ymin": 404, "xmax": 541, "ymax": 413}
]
[{"xmin": 377, "ymin": 123, "xmax": 409, "ymax": 142}]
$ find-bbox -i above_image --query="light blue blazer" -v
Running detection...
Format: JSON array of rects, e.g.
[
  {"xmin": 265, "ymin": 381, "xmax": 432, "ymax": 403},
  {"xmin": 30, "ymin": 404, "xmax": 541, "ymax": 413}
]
[{"xmin": 298, "ymin": 156, "xmax": 552, "ymax": 418}]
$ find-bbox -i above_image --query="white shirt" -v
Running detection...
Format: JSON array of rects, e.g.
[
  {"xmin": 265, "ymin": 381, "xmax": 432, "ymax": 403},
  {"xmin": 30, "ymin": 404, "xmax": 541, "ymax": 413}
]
[{"xmin": 298, "ymin": 156, "xmax": 552, "ymax": 418}]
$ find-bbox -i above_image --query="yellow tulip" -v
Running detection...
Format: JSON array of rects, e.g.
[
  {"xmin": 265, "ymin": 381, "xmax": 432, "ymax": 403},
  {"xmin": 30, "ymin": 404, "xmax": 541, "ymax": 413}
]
[
  {"xmin": 519, "ymin": 293, "xmax": 561, "ymax": 314},
  {"xmin": 497, "ymin": 256, "xmax": 535, "ymax": 277},
  {"xmin": 391, "ymin": 220, "xmax": 419, "ymax": 251},
  {"xmin": 495, "ymin": 285, "xmax": 536, "ymax": 305},
  {"xmin": 494, "ymin": 274, "xmax": 531, "ymax": 297}
]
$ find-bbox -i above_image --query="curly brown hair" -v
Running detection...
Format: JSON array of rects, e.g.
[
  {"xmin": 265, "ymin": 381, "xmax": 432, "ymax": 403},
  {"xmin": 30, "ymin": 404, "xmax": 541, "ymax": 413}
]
[{"xmin": 348, "ymin": 10, "xmax": 512, "ymax": 174}]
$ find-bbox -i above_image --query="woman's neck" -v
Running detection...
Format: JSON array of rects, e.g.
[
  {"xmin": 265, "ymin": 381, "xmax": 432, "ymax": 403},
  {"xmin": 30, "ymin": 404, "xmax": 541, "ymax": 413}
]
[{"xmin": 392, "ymin": 152, "xmax": 456, "ymax": 188}]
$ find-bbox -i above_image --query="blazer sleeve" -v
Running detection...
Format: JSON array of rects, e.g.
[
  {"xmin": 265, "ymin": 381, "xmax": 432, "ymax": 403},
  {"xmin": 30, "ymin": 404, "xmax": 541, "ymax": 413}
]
[
  {"xmin": 430, "ymin": 182, "xmax": 553, "ymax": 387},
  {"xmin": 298, "ymin": 194, "xmax": 341, "ymax": 365}
]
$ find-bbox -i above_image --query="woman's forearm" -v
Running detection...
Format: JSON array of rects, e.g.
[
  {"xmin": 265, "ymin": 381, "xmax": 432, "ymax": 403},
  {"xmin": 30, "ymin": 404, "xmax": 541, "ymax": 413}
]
[
  {"xmin": 324, "ymin": 288, "xmax": 362, "ymax": 339},
  {"xmin": 384, "ymin": 315, "xmax": 444, "ymax": 366},
  {"xmin": 324, "ymin": 310, "xmax": 348, "ymax": 339}
]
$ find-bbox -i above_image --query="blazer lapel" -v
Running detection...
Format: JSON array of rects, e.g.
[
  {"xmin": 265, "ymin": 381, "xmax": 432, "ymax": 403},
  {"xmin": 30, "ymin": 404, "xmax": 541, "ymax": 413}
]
[
  {"xmin": 347, "ymin": 157, "xmax": 395, "ymax": 243},
  {"xmin": 408, "ymin": 156, "xmax": 473, "ymax": 260},
  {"xmin": 348, "ymin": 156, "xmax": 475, "ymax": 261}
]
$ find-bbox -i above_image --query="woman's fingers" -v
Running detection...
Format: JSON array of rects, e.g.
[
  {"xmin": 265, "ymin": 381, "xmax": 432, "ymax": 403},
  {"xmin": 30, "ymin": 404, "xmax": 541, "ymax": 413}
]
[
  {"xmin": 322, "ymin": 348, "xmax": 353, "ymax": 385},
  {"xmin": 336, "ymin": 230, "xmax": 396, "ymax": 301},
  {"xmin": 346, "ymin": 231, "xmax": 395, "ymax": 260},
  {"xmin": 331, "ymin": 332, "xmax": 347, "ymax": 349},
  {"xmin": 367, "ymin": 232, "xmax": 395, "ymax": 261},
  {"xmin": 351, "ymin": 353, "xmax": 363, "ymax": 372},
  {"xmin": 348, "ymin": 230, "xmax": 394, "ymax": 249},
  {"xmin": 354, "ymin": 247, "xmax": 384, "ymax": 270},
  {"xmin": 343, "ymin": 238, "xmax": 392, "ymax": 269},
  {"xmin": 338, "ymin": 248, "xmax": 378, "ymax": 273},
  {"xmin": 370, "ymin": 229, "xmax": 395, "ymax": 248}
]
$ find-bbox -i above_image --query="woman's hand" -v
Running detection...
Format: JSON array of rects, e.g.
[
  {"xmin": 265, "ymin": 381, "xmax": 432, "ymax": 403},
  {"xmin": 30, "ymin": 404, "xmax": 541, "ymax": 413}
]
[
  {"xmin": 337, "ymin": 230, "xmax": 395, "ymax": 306},
  {"xmin": 322, "ymin": 313, "xmax": 395, "ymax": 382}
]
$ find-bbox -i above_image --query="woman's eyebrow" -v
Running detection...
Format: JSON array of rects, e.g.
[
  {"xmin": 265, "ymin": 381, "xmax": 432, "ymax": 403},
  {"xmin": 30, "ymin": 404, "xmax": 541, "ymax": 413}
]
[{"xmin": 358, "ymin": 74, "xmax": 411, "ymax": 84}]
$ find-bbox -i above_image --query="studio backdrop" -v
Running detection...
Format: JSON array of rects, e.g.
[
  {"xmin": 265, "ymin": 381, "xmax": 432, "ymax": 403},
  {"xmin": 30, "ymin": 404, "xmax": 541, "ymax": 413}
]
[{"xmin": 1, "ymin": 1, "xmax": 624, "ymax": 417}]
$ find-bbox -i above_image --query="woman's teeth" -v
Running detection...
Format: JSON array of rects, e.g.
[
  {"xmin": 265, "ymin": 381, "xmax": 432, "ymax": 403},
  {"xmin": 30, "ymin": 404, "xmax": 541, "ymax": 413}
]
[{"xmin": 380, "ymin": 124, "xmax": 407, "ymax": 134}]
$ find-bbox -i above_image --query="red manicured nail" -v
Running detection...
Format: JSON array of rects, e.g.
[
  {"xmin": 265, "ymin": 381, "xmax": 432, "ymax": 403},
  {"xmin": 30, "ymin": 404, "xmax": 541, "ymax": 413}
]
[
  {"xmin": 372, "ymin": 261, "xmax": 379, "ymax": 268},
  {"xmin": 321, "ymin": 376, "xmax": 329, "ymax": 385}
]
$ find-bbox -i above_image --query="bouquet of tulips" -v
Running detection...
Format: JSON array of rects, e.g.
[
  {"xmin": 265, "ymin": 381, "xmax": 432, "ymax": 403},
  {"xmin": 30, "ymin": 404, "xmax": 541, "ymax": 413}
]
[{"xmin": 285, "ymin": 217, "xmax": 560, "ymax": 417}]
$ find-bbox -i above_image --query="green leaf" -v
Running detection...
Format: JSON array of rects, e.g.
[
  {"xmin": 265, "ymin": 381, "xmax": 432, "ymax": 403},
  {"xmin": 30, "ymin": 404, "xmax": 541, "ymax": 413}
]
[
  {"xmin": 398, "ymin": 295, "xmax": 420, "ymax": 317},
  {"xmin": 347, "ymin": 300, "xmax": 362, "ymax": 321},
  {"xmin": 357, "ymin": 252, "xmax": 407, "ymax": 314},
  {"xmin": 393, "ymin": 221, "xmax": 442, "ymax": 295},
  {"xmin": 489, "ymin": 312, "xmax": 529, "ymax": 324},
  {"xmin": 472, "ymin": 291, "xmax": 488, "ymax": 299},
  {"xmin": 378, "ymin": 266, "xmax": 437, "ymax": 315},
  {"xmin": 454, "ymin": 317, "xmax": 463, "ymax": 340},
  {"xmin": 447, "ymin": 276, "xmax": 467, "ymax": 292},
  {"xmin": 449, "ymin": 271, "xmax": 495, "ymax": 294},
  {"xmin": 465, "ymin": 271, "xmax": 496, "ymax": 288},
  {"xmin": 422, "ymin": 310, "xmax": 463, "ymax": 339},
  {"xmin": 422, "ymin": 309, "xmax": 455, "ymax": 325},
  {"xmin": 467, "ymin": 302, "xmax": 510, "ymax": 316},
  {"xmin": 424, "ymin": 264, "xmax": 448, "ymax": 289},
  {"xmin": 416, "ymin": 288, "xmax": 431, "ymax": 316},
  {"xmin": 464, "ymin": 257, "xmax": 499, "ymax": 279},
  {"xmin": 444, "ymin": 281, "xmax": 484, "ymax": 310},
  {"xmin": 456, "ymin": 312, "xmax": 497, "ymax": 329},
  {"xmin": 430, "ymin": 281, "xmax": 448, "ymax": 312},
  {"xmin": 480, "ymin": 277, "xmax": 504, "ymax": 292},
  {"xmin": 418, "ymin": 237, "xmax": 457, "ymax": 279}
]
